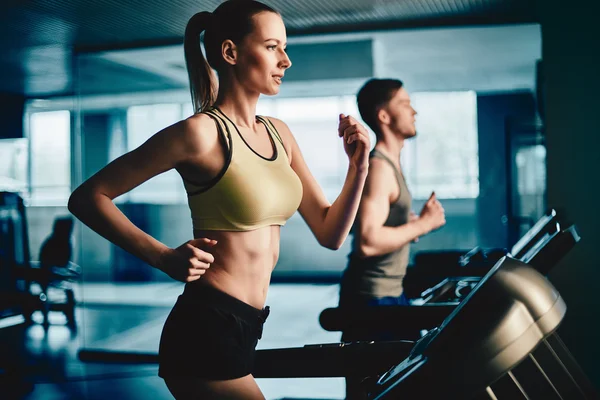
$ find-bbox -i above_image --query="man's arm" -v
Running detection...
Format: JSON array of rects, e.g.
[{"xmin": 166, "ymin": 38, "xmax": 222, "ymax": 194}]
[{"xmin": 356, "ymin": 159, "xmax": 439, "ymax": 258}]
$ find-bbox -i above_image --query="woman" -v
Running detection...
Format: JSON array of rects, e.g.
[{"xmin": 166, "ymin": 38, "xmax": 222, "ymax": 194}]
[{"xmin": 68, "ymin": 0, "xmax": 370, "ymax": 398}]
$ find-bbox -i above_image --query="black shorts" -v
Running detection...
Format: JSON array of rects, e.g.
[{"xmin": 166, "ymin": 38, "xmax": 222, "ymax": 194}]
[{"xmin": 158, "ymin": 282, "xmax": 270, "ymax": 380}]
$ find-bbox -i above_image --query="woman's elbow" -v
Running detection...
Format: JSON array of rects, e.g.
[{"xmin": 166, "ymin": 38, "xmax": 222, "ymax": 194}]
[
  {"xmin": 68, "ymin": 186, "xmax": 94, "ymax": 217},
  {"xmin": 67, "ymin": 189, "xmax": 82, "ymax": 215}
]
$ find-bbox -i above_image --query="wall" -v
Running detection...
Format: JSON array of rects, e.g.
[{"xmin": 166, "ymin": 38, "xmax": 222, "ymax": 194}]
[
  {"xmin": 0, "ymin": 93, "xmax": 25, "ymax": 139},
  {"xmin": 539, "ymin": 0, "xmax": 600, "ymax": 387},
  {"xmin": 476, "ymin": 92, "xmax": 537, "ymax": 248}
]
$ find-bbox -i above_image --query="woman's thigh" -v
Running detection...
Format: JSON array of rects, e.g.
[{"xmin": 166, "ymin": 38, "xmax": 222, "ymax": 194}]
[{"xmin": 164, "ymin": 374, "xmax": 265, "ymax": 400}]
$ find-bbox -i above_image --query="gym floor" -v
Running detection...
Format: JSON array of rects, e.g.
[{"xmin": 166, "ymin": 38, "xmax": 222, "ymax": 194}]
[{"xmin": 1, "ymin": 282, "xmax": 346, "ymax": 400}]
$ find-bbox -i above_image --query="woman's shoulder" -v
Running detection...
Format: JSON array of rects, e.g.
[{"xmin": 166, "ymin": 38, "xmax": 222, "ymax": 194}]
[
  {"xmin": 261, "ymin": 115, "xmax": 294, "ymax": 141},
  {"xmin": 185, "ymin": 111, "xmax": 219, "ymax": 132},
  {"xmin": 261, "ymin": 116, "xmax": 295, "ymax": 157},
  {"xmin": 261, "ymin": 115, "xmax": 287, "ymax": 130},
  {"xmin": 174, "ymin": 112, "xmax": 222, "ymax": 156}
]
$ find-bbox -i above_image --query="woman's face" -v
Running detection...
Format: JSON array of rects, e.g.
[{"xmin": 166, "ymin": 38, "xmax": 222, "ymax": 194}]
[{"xmin": 234, "ymin": 11, "xmax": 292, "ymax": 96}]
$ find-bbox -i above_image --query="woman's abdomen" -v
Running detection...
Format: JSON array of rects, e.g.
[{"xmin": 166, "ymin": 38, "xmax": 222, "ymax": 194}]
[{"xmin": 193, "ymin": 226, "xmax": 280, "ymax": 308}]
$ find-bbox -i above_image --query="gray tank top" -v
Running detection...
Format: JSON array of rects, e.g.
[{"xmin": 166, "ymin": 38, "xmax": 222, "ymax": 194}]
[{"xmin": 343, "ymin": 149, "xmax": 413, "ymax": 298}]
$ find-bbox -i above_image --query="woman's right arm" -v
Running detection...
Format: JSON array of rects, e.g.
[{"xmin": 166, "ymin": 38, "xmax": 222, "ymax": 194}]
[{"xmin": 68, "ymin": 115, "xmax": 216, "ymax": 281}]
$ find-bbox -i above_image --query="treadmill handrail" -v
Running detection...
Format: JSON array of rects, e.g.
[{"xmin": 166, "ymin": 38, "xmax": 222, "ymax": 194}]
[
  {"xmin": 319, "ymin": 304, "xmax": 457, "ymax": 332},
  {"xmin": 78, "ymin": 340, "xmax": 417, "ymax": 379},
  {"xmin": 510, "ymin": 209, "xmax": 558, "ymax": 258}
]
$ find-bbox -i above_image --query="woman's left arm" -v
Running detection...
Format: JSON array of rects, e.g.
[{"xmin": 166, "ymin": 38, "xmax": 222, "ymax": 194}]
[{"xmin": 268, "ymin": 114, "xmax": 370, "ymax": 250}]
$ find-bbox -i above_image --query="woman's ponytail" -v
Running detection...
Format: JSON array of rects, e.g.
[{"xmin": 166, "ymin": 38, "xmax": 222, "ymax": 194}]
[{"xmin": 184, "ymin": 11, "xmax": 217, "ymax": 113}]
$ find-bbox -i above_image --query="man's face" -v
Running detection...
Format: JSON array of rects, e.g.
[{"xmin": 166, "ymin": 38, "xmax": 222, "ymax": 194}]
[{"xmin": 382, "ymin": 87, "xmax": 417, "ymax": 139}]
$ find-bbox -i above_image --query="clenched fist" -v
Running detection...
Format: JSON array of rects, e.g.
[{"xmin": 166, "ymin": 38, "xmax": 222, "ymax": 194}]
[
  {"xmin": 419, "ymin": 192, "xmax": 446, "ymax": 232},
  {"xmin": 338, "ymin": 114, "xmax": 370, "ymax": 171},
  {"xmin": 157, "ymin": 238, "xmax": 217, "ymax": 283}
]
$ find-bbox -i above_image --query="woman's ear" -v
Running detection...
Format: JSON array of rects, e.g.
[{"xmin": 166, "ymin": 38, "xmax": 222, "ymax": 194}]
[{"xmin": 222, "ymin": 40, "xmax": 238, "ymax": 66}]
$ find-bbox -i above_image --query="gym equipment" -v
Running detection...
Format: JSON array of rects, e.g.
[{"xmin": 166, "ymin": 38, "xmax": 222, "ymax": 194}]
[
  {"xmin": 369, "ymin": 257, "xmax": 597, "ymax": 399},
  {"xmin": 77, "ymin": 256, "xmax": 597, "ymax": 399},
  {"xmin": 33, "ymin": 216, "xmax": 79, "ymax": 328},
  {"xmin": 0, "ymin": 191, "xmax": 78, "ymax": 328},
  {"xmin": 404, "ymin": 209, "xmax": 561, "ymax": 298},
  {"xmin": 418, "ymin": 223, "xmax": 580, "ymax": 304},
  {"xmin": 0, "ymin": 191, "xmax": 32, "ymax": 321},
  {"xmin": 79, "ymin": 339, "xmax": 417, "ymax": 381},
  {"xmin": 319, "ymin": 214, "xmax": 579, "ymax": 340}
]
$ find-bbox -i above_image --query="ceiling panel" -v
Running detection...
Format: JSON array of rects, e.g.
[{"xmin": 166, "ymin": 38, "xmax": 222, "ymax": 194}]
[
  {"xmin": 76, "ymin": 54, "xmax": 186, "ymax": 96},
  {"xmin": 0, "ymin": 0, "xmax": 537, "ymax": 98}
]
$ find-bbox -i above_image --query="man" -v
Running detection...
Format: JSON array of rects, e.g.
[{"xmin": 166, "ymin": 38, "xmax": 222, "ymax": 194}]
[{"xmin": 338, "ymin": 79, "xmax": 446, "ymax": 397}]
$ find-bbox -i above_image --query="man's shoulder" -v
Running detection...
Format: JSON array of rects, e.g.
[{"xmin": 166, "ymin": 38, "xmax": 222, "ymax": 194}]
[
  {"xmin": 366, "ymin": 158, "xmax": 396, "ymax": 192},
  {"xmin": 368, "ymin": 156, "xmax": 396, "ymax": 177}
]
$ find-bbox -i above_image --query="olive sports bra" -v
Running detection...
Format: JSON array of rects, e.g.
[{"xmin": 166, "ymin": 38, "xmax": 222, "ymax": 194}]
[{"xmin": 183, "ymin": 107, "xmax": 303, "ymax": 231}]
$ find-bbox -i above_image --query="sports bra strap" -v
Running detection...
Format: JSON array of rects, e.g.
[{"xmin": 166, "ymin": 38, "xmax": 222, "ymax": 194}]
[
  {"xmin": 204, "ymin": 108, "xmax": 232, "ymax": 151},
  {"xmin": 257, "ymin": 116, "xmax": 284, "ymax": 147}
]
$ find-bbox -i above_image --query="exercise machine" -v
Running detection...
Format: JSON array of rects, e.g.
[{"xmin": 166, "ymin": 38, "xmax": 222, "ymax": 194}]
[
  {"xmin": 319, "ymin": 214, "xmax": 579, "ymax": 339},
  {"xmin": 77, "ymin": 256, "xmax": 597, "ymax": 399},
  {"xmin": 404, "ymin": 209, "xmax": 561, "ymax": 298}
]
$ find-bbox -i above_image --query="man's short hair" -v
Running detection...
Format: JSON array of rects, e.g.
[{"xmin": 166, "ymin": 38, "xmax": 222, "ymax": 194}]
[{"xmin": 357, "ymin": 78, "xmax": 404, "ymax": 138}]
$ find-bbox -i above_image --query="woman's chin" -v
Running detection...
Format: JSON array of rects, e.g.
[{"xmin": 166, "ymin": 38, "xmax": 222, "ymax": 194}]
[{"xmin": 263, "ymin": 87, "xmax": 281, "ymax": 96}]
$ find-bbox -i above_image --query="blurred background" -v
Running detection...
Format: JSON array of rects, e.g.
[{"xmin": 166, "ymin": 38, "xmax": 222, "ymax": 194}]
[{"xmin": 0, "ymin": 0, "xmax": 598, "ymax": 399}]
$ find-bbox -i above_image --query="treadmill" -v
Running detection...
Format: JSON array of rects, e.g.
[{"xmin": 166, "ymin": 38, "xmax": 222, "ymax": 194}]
[
  {"xmin": 78, "ymin": 256, "xmax": 596, "ymax": 399},
  {"xmin": 417, "ymin": 219, "xmax": 579, "ymax": 305},
  {"xmin": 404, "ymin": 209, "xmax": 561, "ymax": 298},
  {"xmin": 369, "ymin": 256, "xmax": 597, "ymax": 399},
  {"xmin": 319, "ymin": 215, "xmax": 580, "ymax": 340}
]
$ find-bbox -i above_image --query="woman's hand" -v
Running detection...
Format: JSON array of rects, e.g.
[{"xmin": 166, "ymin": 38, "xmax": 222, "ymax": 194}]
[
  {"xmin": 156, "ymin": 238, "xmax": 217, "ymax": 282},
  {"xmin": 338, "ymin": 114, "xmax": 370, "ymax": 171}
]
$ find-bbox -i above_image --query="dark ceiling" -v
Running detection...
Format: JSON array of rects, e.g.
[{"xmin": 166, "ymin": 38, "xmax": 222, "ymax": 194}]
[{"xmin": 1, "ymin": 0, "xmax": 538, "ymax": 98}]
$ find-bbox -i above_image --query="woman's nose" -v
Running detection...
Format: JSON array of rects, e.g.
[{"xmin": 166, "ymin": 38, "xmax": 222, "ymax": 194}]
[{"xmin": 280, "ymin": 50, "xmax": 292, "ymax": 69}]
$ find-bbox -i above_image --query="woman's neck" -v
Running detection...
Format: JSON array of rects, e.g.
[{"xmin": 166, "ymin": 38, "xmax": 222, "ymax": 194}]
[{"xmin": 214, "ymin": 80, "xmax": 260, "ymax": 128}]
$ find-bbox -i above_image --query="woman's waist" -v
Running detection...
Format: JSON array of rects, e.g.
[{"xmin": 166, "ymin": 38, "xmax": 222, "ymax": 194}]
[
  {"xmin": 180, "ymin": 280, "xmax": 270, "ymax": 322},
  {"xmin": 189, "ymin": 268, "xmax": 271, "ymax": 310},
  {"xmin": 193, "ymin": 247, "xmax": 276, "ymax": 308}
]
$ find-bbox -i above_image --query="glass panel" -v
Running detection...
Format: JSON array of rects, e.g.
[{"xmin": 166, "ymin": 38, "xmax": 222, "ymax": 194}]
[
  {"xmin": 0, "ymin": 138, "xmax": 28, "ymax": 195},
  {"xmin": 407, "ymin": 91, "xmax": 479, "ymax": 199},
  {"xmin": 274, "ymin": 96, "xmax": 354, "ymax": 203},
  {"xmin": 126, "ymin": 104, "xmax": 187, "ymax": 204},
  {"xmin": 514, "ymin": 142, "xmax": 547, "ymax": 239},
  {"xmin": 29, "ymin": 110, "xmax": 71, "ymax": 206}
]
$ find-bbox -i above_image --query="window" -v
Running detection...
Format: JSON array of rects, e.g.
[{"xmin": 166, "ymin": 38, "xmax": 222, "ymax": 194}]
[
  {"xmin": 265, "ymin": 95, "xmax": 361, "ymax": 275},
  {"xmin": 515, "ymin": 145, "xmax": 546, "ymax": 196},
  {"xmin": 266, "ymin": 92, "xmax": 479, "ymax": 203},
  {"xmin": 0, "ymin": 138, "xmax": 28, "ymax": 195},
  {"xmin": 29, "ymin": 111, "xmax": 71, "ymax": 206},
  {"xmin": 403, "ymin": 91, "xmax": 479, "ymax": 199},
  {"xmin": 268, "ymin": 96, "xmax": 360, "ymax": 203},
  {"xmin": 125, "ymin": 104, "xmax": 189, "ymax": 204}
]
